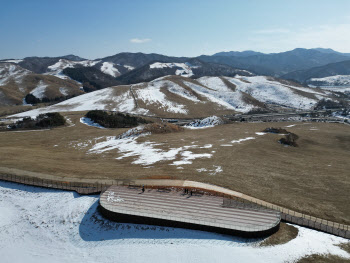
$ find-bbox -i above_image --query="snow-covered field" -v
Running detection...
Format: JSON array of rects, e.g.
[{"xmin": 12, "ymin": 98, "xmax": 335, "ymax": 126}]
[{"xmin": 0, "ymin": 181, "xmax": 349, "ymax": 263}]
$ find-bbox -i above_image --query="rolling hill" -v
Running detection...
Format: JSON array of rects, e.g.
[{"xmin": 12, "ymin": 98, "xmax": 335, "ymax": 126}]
[
  {"xmin": 0, "ymin": 63, "xmax": 83, "ymax": 106},
  {"xmin": 12, "ymin": 75, "xmax": 333, "ymax": 118}
]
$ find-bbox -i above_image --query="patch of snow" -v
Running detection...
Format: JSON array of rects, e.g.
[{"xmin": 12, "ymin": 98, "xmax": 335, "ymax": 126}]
[
  {"xmin": 123, "ymin": 64, "xmax": 135, "ymax": 71},
  {"xmin": 231, "ymin": 137, "xmax": 255, "ymax": 143},
  {"xmin": 285, "ymin": 124, "xmax": 296, "ymax": 128},
  {"xmin": 2, "ymin": 59, "xmax": 23, "ymax": 63},
  {"xmin": 88, "ymin": 136, "xmax": 212, "ymax": 166},
  {"xmin": 209, "ymin": 165, "xmax": 223, "ymax": 175},
  {"xmin": 30, "ymin": 80, "xmax": 47, "ymax": 99},
  {"xmin": 100, "ymin": 62, "xmax": 120, "ymax": 77},
  {"xmin": 197, "ymin": 77, "xmax": 231, "ymax": 92},
  {"xmin": 80, "ymin": 117, "xmax": 105, "ymax": 129},
  {"xmin": 149, "ymin": 62, "xmax": 194, "ymax": 77},
  {"xmin": 166, "ymin": 81, "xmax": 200, "ymax": 102},
  {"xmin": 22, "ymin": 97, "xmax": 32, "ymax": 106},
  {"xmin": 200, "ymin": 144, "xmax": 212, "ymax": 148},
  {"xmin": 59, "ymin": 87, "xmax": 69, "ymax": 96},
  {"xmin": 255, "ymin": 132, "xmax": 266, "ymax": 135}
]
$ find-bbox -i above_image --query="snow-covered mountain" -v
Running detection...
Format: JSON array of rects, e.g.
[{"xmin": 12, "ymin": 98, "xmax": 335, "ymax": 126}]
[
  {"xmin": 115, "ymin": 59, "xmax": 253, "ymax": 85},
  {"xmin": 46, "ymin": 59, "xmax": 100, "ymax": 79},
  {"xmin": 12, "ymin": 75, "xmax": 334, "ymax": 118}
]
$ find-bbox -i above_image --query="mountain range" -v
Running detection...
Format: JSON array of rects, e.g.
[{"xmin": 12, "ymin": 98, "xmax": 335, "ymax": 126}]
[{"xmin": 1, "ymin": 48, "xmax": 350, "ymax": 108}]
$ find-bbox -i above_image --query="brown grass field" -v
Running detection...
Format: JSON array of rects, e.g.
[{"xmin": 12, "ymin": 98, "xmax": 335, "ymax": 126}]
[{"xmin": 0, "ymin": 111, "xmax": 350, "ymax": 225}]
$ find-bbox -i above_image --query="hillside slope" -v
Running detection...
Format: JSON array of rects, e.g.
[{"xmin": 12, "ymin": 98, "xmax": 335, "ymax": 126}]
[
  {"xmin": 281, "ymin": 60, "xmax": 350, "ymax": 84},
  {"xmin": 0, "ymin": 63, "xmax": 83, "ymax": 105},
  {"xmin": 12, "ymin": 75, "xmax": 333, "ymax": 118}
]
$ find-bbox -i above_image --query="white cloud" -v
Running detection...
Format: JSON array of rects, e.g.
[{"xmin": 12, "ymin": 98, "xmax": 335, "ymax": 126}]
[{"xmin": 130, "ymin": 38, "xmax": 152, "ymax": 44}]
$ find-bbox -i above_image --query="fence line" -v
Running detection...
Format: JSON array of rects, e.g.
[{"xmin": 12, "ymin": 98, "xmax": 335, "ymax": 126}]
[{"xmin": 0, "ymin": 173, "xmax": 349, "ymax": 239}]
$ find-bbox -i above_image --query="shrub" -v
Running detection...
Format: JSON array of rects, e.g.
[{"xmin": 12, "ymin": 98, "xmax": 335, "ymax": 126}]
[
  {"xmin": 263, "ymin": 127, "xmax": 299, "ymax": 147},
  {"xmin": 279, "ymin": 133, "xmax": 299, "ymax": 147},
  {"xmin": 9, "ymin": 112, "xmax": 66, "ymax": 130},
  {"xmin": 86, "ymin": 110, "xmax": 149, "ymax": 128},
  {"xmin": 36, "ymin": 112, "xmax": 66, "ymax": 127},
  {"xmin": 25, "ymin": 94, "xmax": 41, "ymax": 104},
  {"xmin": 9, "ymin": 117, "xmax": 36, "ymax": 129},
  {"xmin": 262, "ymin": 127, "xmax": 288, "ymax": 134}
]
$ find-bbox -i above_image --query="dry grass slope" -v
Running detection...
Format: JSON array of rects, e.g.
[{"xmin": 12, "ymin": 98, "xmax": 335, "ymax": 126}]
[{"xmin": 0, "ymin": 112, "xmax": 349, "ymax": 226}]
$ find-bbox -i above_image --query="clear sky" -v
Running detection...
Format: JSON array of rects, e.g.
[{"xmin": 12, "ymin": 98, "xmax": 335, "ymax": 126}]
[{"xmin": 1, "ymin": 0, "xmax": 350, "ymax": 59}]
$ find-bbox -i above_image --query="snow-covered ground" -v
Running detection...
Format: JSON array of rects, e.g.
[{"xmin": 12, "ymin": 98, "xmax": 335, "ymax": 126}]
[
  {"xmin": 80, "ymin": 117, "xmax": 105, "ymax": 129},
  {"xmin": 0, "ymin": 181, "xmax": 349, "ymax": 263},
  {"xmin": 149, "ymin": 62, "xmax": 196, "ymax": 77},
  {"xmin": 100, "ymin": 62, "xmax": 120, "ymax": 77},
  {"xmin": 87, "ymin": 136, "xmax": 213, "ymax": 166},
  {"xmin": 308, "ymin": 75, "xmax": 350, "ymax": 86},
  {"xmin": 134, "ymin": 79, "xmax": 188, "ymax": 114},
  {"xmin": 30, "ymin": 80, "xmax": 47, "ymax": 99}
]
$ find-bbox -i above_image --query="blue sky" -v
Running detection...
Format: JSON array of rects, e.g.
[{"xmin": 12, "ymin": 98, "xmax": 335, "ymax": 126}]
[{"xmin": 1, "ymin": 0, "xmax": 350, "ymax": 59}]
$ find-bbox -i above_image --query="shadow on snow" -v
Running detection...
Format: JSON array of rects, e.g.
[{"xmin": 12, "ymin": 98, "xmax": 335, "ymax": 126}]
[{"xmin": 78, "ymin": 200, "xmax": 261, "ymax": 243}]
